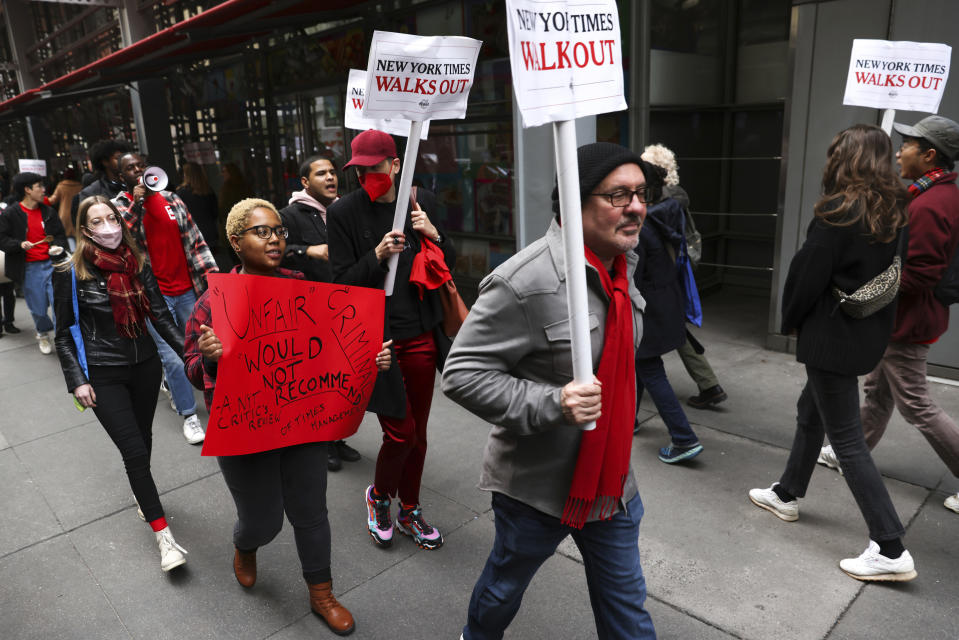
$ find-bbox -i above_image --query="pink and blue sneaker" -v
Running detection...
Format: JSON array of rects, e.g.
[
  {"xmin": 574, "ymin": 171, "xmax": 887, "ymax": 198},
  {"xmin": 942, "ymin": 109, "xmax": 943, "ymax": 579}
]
[
  {"xmin": 365, "ymin": 485, "xmax": 393, "ymax": 548},
  {"xmin": 396, "ymin": 504, "xmax": 444, "ymax": 550}
]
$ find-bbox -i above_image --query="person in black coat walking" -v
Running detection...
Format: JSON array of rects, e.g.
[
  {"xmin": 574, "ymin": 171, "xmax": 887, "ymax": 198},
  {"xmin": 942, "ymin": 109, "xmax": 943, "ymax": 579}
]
[
  {"xmin": 633, "ymin": 195, "xmax": 703, "ymax": 464},
  {"xmin": 328, "ymin": 130, "xmax": 456, "ymax": 552},
  {"xmin": 748, "ymin": 124, "xmax": 916, "ymax": 582}
]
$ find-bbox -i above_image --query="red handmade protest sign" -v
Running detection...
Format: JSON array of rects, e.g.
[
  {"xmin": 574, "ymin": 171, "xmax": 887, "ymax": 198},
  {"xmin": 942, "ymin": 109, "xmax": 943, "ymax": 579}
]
[{"xmin": 201, "ymin": 273, "xmax": 384, "ymax": 456}]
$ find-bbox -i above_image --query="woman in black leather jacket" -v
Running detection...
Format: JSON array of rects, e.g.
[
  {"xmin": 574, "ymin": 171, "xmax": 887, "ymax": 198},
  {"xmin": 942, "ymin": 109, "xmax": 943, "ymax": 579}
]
[{"xmin": 53, "ymin": 195, "xmax": 189, "ymax": 573}]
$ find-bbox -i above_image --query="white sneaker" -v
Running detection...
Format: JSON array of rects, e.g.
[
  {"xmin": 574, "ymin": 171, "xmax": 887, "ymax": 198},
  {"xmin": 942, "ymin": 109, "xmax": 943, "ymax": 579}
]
[
  {"xmin": 839, "ymin": 540, "xmax": 916, "ymax": 582},
  {"xmin": 155, "ymin": 527, "xmax": 187, "ymax": 572},
  {"xmin": 748, "ymin": 483, "xmax": 799, "ymax": 521},
  {"xmin": 36, "ymin": 333, "xmax": 52, "ymax": 355},
  {"xmin": 135, "ymin": 498, "xmax": 145, "ymax": 522},
  {"xmin": 817, "ymin": 445, "xmax": 843, "ymax": 475},
  {"xmin": 182, "ymin": 414, "xmax": 205, "ymax": 445},
  {"xmin": 944, "ymin": 493, "xmax": 959, "ymax": 514}
]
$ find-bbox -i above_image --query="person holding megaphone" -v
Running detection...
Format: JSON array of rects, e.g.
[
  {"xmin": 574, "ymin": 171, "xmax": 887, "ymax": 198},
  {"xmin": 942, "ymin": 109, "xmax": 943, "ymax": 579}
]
[{"xmin": 112, "ymin": 152, "xmax": 219, "ymax": 445}]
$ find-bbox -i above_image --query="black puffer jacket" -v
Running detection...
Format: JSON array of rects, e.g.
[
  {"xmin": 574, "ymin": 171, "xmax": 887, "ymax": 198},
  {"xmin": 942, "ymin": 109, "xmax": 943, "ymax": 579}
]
[{"xmin": 53, "ymin": 261, "xmax": 184, "ymax": 392}]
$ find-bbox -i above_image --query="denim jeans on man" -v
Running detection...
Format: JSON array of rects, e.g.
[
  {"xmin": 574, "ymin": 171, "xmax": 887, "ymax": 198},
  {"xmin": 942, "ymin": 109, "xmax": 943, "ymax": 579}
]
[
  {"xmin": 779, "ymin": 365, "xmax": 905, "ymax": 542},
  {"xmin": 636, "ymin": 355, "xmax": 698, "ymax": 446},
  {"xmin": 145, "ymin": 289, "xmax": 197, "ymax": 416},
  {"xmin": 463, "ymin": 492, "xmax": 656, "ymax": 640},
  {"xmin": 23, "ymin": 259, "xmax": 55, "ymax": 333}
]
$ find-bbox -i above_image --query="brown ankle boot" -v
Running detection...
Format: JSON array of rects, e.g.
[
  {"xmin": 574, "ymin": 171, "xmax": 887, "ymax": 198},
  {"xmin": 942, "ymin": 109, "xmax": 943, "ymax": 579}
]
[
  {"xmin": 308, "ymin": 581, "xmax": 355, "ymax": 636},
  {"xmin": 233, "ymin": 548, "xmax": 257, "ymax": 588}
]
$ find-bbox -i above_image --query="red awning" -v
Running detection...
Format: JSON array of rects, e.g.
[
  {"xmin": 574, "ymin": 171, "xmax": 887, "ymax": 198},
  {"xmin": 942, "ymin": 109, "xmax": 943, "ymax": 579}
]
[{"xmin": 0, "ymin": 0, "xmax": 358, "ymax": 116}]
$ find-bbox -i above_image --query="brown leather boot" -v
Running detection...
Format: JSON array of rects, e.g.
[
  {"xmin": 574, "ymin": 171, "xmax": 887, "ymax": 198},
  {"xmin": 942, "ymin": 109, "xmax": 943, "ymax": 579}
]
[
  {"xmin": 308, "ymin": 581, "xmax": 355, "ymax": 636},
  {"xmin": 233, "ymin": 548, "xmax": 256, "ymax": 588}
]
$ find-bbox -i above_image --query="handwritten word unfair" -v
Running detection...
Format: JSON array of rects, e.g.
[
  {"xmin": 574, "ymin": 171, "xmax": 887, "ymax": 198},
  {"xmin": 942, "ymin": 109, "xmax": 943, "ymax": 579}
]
[{"xmin": 514, "ymin": 9, "xmax": 615, "ymax": 33}]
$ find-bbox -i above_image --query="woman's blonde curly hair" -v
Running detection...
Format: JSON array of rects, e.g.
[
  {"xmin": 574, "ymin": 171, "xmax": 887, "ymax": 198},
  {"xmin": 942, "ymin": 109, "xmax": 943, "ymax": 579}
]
[{"xmin": 641, "ymin": 144, "xmax": 680, "ymax": 187}]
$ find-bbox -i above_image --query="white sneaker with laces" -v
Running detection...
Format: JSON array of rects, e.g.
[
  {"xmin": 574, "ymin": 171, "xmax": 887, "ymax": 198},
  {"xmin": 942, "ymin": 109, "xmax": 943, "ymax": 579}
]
[
  {"xmin": 155, "ymin": 527, "xmax": 187, "ymax": 572},
  {"xmin": 817, "ymin": 444, "xmax": 843, "ymax": 475},
  {"xmin": 944, "ymin": 493, "xmax": 959, "ymax": 514},
  {"xmin": 839, "ymin": 540, "xmax": 916, "ymax": 582},
  {"xmin": 37, "ymin": 333, "xmax": 52, "ymax": 355},
  {"xmin": 748, "ymin": 483, "xmax": 799, "ymax": 521},
  {"xmin": 182, "ymin": 414, "xmax": 205, "ymax": 445}
]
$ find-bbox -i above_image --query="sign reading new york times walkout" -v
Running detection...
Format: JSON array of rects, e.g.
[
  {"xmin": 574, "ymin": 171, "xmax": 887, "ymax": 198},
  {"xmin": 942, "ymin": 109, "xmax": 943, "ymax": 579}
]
[
  {"xmin": 506, "ymin": 0, "xmax": 627, "ymax": 128},
  {"xmin": 843, "ymin": 39, "xmax": 952, "ymax": 113},
  {"xmin": 345, "ymin": 69, "xmax": 430, "ymax": 139},
  {"xmin": 362, "ymin": 31, "xmax": 482, "ymax": 122}
]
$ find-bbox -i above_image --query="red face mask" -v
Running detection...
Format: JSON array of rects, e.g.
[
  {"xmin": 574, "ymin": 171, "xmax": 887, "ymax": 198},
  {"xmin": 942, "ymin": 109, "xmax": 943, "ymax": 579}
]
[{"xmin": 358, "ymin": 172, "xmax": 393, "ymax": 201}]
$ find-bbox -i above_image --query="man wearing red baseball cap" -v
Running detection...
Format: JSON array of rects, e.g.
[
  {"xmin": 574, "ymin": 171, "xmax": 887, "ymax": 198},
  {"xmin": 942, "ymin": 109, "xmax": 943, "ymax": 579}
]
[{"xmin": 328, "ymin": 129, "xmax": 457, "ymax": 552}]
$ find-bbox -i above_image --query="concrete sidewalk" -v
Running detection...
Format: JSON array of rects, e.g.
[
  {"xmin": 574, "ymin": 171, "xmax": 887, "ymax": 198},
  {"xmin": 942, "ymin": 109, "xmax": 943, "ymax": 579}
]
[{"xmin": 1, "ymin": 294, "xmax": 957, "ymax": 640}]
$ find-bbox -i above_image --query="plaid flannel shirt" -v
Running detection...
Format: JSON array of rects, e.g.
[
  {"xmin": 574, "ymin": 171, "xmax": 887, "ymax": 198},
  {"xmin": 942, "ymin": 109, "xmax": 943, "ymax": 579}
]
[
  {"xmin": 112, "ymin": 189, "xmax": 218, "ymax": 295},
  {"xmin": 184, "ymin": 266, "xmax": 304, "ymax": 411}
]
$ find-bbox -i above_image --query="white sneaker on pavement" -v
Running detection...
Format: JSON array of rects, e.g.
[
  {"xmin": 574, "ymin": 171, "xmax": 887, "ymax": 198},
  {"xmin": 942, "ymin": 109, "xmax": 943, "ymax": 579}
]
[
  {"xmin": 182, "ymin": 414, "xmax": 205, "ymax": 445},
  {"xmin": 839, "ymin": 540, "xmax": 916, "ymax": 582},
  {"xmin": 160, "ymin": 377, "xmax": 176, "ymax": 412},
  {"xmin": 748, "ymin": 483, "xmax": 799, "ymax": 522},
  {"xmin": 817, "ymin": 444, "xmax": 843, "ymax": 475},
  {"xmin": 944, "ymin": 493, "xmax": 959, "ymax": 514},
  {"xmin": 36, "ymin": 333, "xmax": 52, "ymax": 355},
  {"xmin": 155, "ymin": 527, "xmax": 187, "ymax": 572}
]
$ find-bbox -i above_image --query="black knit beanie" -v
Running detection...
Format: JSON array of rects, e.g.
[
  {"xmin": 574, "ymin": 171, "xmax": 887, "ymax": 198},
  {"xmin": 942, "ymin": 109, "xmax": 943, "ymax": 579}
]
[{"xmin": 551, "ymin": 142, "xmax": 662, "ymax": 215}]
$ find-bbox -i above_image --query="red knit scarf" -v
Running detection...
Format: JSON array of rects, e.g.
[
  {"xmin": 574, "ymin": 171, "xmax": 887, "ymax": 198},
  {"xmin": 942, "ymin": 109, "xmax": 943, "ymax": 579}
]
[
  {"xmin": 83, "ymin": 243, "xmax": 154, "ymax": 338},
  {"xmin": 561, "ymin": 248, "xmax": 636, "ymax": 529}
]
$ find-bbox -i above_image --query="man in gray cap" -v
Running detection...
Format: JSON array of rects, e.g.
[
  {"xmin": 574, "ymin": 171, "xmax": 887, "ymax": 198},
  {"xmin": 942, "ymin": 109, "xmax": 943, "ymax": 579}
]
[
  {"xmin": 818, "ymin": 115, "xmax": 959, "ymax": 516},
  {"xmin": 442, "ymin": 142, "xmax": 661, "ymax": 639}
]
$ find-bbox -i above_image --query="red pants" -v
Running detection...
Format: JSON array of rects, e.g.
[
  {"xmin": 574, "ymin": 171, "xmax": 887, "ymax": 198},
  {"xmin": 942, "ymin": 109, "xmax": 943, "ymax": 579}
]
[{"xmin": 374, "ymin": 331, "xmax": 437, "ymax": 505}]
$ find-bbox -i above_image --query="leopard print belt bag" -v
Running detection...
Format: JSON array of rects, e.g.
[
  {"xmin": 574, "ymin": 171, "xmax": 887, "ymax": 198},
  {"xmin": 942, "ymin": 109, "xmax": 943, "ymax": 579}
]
[{"xmin": 831, "ymin": 255, "xmax": 902, "ymax": 319}]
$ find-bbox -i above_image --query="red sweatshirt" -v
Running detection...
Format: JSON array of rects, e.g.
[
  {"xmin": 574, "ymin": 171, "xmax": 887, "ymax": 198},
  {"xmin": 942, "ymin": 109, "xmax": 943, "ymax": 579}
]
[{"xmin": 892, "ymin": 173, "xmax": 959, "ymax": 343}]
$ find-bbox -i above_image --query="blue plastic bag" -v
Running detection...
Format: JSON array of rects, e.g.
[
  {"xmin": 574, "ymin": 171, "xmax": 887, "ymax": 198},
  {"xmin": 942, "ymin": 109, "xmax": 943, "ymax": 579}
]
[{"xmin": 70, "ymin": 268, "xmax": 89, "ymax": 378}]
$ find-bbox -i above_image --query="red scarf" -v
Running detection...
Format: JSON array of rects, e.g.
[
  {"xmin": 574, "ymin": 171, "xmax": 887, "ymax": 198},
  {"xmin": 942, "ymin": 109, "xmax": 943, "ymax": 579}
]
[
  {"xmin": 409, "ymin": 237, "xmax": 452, "ymax": 298},
  {"xmin": 83, "ymin": 243, "xmax": 155, "ymax": 338},
  {"xmin": 561, "ymin": 248, "xmax": 636, "ymax": 529},
  {"xmin": 908, "ymin": 167, "xmax": 951, "ymax": 198}
]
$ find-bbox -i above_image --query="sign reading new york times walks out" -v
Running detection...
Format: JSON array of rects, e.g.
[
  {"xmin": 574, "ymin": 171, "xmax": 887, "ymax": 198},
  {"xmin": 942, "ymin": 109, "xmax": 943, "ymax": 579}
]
[
  {"xmin": 345, "ymin": 69, "xmax": 430, "ymax": 139},
  {"xmin": 843, "ymin": 39, "xmax": 952, "ymax": 113},
  {"xmin": 506, "ymin": 0, "xmax": 627, "ymax": 128},
  {"xmin": 361, "ymin": 31, "xmax": 482, "ymax": 122}
]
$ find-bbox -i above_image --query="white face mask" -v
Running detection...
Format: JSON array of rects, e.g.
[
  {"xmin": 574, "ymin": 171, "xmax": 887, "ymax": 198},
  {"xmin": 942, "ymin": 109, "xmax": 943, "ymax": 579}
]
[{"xmin": 86, "ymin": 222, "xmax": 123, "ymax": 250}]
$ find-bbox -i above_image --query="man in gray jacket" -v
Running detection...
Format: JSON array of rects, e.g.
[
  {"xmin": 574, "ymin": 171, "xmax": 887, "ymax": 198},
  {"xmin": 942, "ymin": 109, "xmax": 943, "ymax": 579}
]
[{"xmin": 442, "ymin": 142, "xmax": 660, "ymax": 640}]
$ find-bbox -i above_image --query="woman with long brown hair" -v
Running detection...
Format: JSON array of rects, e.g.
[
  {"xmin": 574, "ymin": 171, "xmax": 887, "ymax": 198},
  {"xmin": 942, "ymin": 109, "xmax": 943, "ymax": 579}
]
[
  {"xmin": 52, "ymin": 195, "xmax": 189, "ymax": 572},
  {"xmin": 176, "ymin": 161, "xmax": 219, "ymax": 253},
  {"xmin": 748, "ymin": 125, "xmax": 917, "ymax": 581}
]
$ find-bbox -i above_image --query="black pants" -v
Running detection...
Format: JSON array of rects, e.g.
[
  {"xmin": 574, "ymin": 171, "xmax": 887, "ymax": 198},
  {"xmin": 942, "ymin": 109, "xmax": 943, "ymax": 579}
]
[
  {"xmin": 0, "ymin": 281, "xmax": 15, "ymax": 326},
  {"xmin": 218, "ymin": 442, "xmax": 332, "ymax": 584},
  {"xmin": 779, "ymin": 365, "xmax": 905, "ymax": 542},
  {"xmin": 89, "ymin": 357, "xmax": 164, "ymax": 522}
]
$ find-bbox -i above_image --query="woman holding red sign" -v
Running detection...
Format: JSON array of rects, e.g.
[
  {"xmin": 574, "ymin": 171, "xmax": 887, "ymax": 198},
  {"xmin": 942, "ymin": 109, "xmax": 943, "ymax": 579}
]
[{"xmin": 184, "ymin": 198, "xmax": 392, "ymax": 636}]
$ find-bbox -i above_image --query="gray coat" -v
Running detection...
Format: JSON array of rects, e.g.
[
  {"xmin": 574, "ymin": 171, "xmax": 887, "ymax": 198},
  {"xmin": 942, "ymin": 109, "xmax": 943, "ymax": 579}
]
[{"xmin": 441, "ymin": 221, "xmax": 646, "ymax": 520}]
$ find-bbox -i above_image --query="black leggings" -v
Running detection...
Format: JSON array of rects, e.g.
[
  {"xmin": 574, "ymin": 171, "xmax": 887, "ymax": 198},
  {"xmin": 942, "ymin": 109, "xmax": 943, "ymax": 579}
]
[
  {"xmin": 218, "ymin": 442, "xmax": 331, "ymax": 584},
  {"xmin": 0, "ymin": 281, "xmax": 15, "ymax": 325},
  {"xmin": 88, "ymin": 357, "xmax": 164, "ymax": 523}
]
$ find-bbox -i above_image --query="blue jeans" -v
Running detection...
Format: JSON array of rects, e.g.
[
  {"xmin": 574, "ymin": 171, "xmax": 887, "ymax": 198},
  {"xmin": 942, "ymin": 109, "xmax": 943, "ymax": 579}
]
[
  {"xmin": 23, "ymin": 259, "xmax": 55, "ymax": 333},
  {"xmin": 464, "ymin": 492, "xmax": 656, "ymax": 640},
  {"xmin": 779, "ymin": 365, "xmax": 905, "ymax": 542},
  {"xmin": 145, "ymin": 289, "xmax": 197, "ymax": 416},
  {"xmin": 636, "ymin": 355, "xmax": 699, "ymax": 446}
]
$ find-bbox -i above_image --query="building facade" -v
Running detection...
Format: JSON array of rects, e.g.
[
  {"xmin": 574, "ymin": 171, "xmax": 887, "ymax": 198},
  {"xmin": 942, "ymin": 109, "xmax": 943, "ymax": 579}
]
[{"xmin": 1, "ymin": 0, "xmax": 957, "ymax": 372}]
